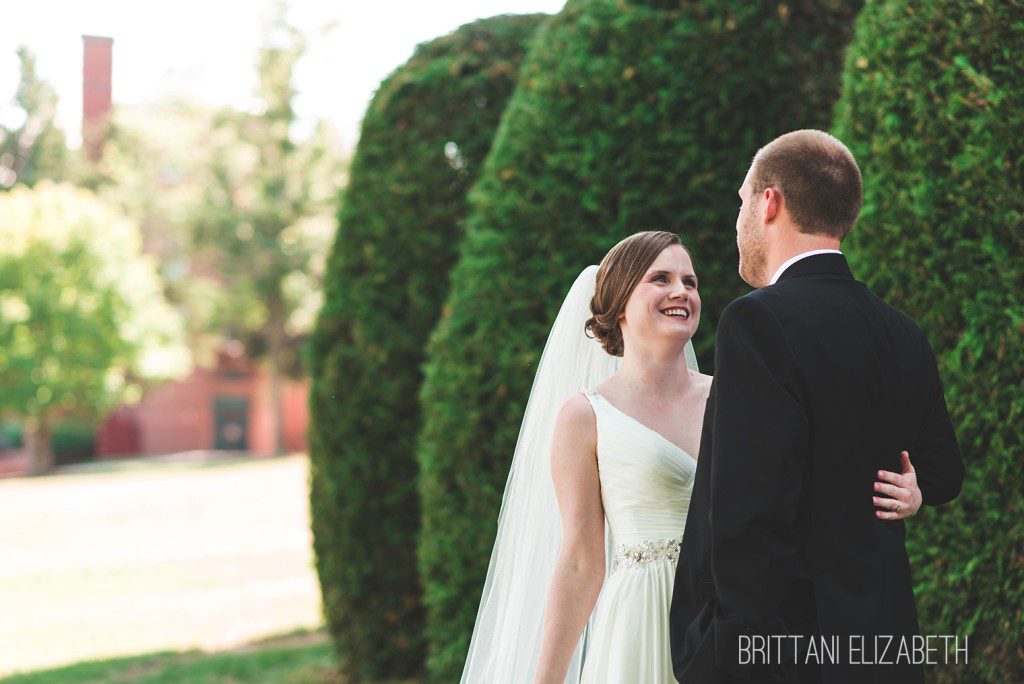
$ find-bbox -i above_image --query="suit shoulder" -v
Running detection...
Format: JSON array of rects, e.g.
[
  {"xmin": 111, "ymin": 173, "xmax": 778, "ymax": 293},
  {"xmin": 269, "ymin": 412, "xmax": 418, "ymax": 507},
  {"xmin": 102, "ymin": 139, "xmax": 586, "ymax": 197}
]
[
  {"xmin": 719, "ymin": 289, "xmax": 787, "ymax": 329},
  {"xmin": 860, "ymin": 284, "xmax": 932, "ymax": 344}
]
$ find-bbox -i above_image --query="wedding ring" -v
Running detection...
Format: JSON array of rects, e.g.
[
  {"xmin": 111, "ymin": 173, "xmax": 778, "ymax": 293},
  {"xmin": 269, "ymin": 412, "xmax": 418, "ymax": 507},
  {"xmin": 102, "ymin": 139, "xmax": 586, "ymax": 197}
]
[{"xmin": 895, "ymin": 503, "xmax": 901, "ymax": 513}]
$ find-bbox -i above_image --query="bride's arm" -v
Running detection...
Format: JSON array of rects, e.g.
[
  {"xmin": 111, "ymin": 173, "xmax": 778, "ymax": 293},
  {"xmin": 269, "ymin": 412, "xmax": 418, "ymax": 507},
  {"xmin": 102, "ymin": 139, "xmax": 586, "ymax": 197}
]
[
  {"xmin": 533, "ymin": 394, "xmax": 606, "ymax": 684},
  {"xmin": 873, "ymin": 450, "xmax": 924, "ymax": 520}
]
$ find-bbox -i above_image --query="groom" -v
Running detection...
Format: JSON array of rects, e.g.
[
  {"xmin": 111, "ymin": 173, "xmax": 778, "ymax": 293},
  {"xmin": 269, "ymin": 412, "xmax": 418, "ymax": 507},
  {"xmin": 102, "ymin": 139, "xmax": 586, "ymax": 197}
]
[{"xmin": 669, "ymin": 130, "xmax": 964, "ymax": 684}]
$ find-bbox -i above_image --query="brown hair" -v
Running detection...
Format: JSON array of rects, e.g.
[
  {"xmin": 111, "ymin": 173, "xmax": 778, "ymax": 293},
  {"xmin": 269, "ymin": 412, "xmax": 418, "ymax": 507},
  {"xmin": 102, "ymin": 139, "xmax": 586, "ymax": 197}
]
[
  {"xmin": 749, "ymin": 129, "xmax": 863, "ymax": 241},
  {"xmin": 585, "ymin": 230, "xmax": 687, "ymax": 357}
]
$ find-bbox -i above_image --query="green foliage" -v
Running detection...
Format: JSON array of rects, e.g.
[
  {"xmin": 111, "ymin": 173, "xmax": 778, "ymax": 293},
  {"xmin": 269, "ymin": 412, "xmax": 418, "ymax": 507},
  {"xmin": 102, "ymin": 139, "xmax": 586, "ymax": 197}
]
[
  {"xmin": 1, "ymin": 421, "xmax": 22, "ymax": 448},
  {"xmin": 416, "ymin": 0, "xmax": 862, "ymax": 678},
  {"xmin": 0, "ymin": 46, "xmax": 71, "ymax": 188},
  {"xmin": 50, "ymin": 419, "xmax": 96, "ymax": 465},
  {"xmin": 306, "ymin": 14, "xmax": 545, "ymax": 680},
  {"xmin": 833, "ymin": 1, "xmax": 1024, "ymax": 680},
  {"xmin": 0, "ymin": 182, "xmax": 191, "ymax": 413},
  {"xmin": 0, "ymin": 420, "xmax": 94, "ymax": 463},
  {"xmin": 0, "ymin": 182, "xmax": 191, "ymax": 472}
]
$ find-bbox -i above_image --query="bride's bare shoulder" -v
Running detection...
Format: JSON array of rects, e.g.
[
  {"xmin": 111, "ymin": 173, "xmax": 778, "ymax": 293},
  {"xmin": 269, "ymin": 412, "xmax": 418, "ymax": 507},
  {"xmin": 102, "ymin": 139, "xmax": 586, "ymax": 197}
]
[
  {"xmin": 553, "ymin": 393, "xmax": 597, "ymax": 448},
  {"xmin": 558, "ymin": 392, "xmax": 597, "ymax": 425}
]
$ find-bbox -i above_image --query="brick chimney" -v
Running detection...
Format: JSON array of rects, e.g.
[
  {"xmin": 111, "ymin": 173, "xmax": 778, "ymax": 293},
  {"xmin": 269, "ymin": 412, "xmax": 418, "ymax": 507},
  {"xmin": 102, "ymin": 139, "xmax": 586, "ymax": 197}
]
[{"xmin": 82, "ymin": 35, "xmax": 113, "ymax": 162}]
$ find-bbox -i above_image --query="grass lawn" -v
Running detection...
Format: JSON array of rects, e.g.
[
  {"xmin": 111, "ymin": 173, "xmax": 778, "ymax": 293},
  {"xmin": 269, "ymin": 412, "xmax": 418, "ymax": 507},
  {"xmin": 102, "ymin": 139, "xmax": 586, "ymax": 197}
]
[
  {"xmin": 0, "ymin": 629, "xmax": 342, "ymax": 684},
  {"xmin": 0, "ymin": 626, "xmax": 342, "ymax": 679},
  {"xmin": 0, "ymin": 453, "xmax": 328, "ymax": 680}
]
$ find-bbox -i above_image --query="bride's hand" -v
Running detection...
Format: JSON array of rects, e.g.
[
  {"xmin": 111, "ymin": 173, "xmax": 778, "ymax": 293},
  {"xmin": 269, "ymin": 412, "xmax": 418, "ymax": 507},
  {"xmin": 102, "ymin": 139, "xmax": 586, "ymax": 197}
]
[{"xmin": 873, "ymin": 451, "xmax": 922, "ymax": 520}]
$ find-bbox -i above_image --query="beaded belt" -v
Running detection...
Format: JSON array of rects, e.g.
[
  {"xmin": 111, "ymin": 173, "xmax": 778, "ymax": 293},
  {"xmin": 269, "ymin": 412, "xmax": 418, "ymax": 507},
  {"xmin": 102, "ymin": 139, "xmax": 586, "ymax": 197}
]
[{"xmin": 610, "ymin": 535, "xmax": 683, "ymax": 572}]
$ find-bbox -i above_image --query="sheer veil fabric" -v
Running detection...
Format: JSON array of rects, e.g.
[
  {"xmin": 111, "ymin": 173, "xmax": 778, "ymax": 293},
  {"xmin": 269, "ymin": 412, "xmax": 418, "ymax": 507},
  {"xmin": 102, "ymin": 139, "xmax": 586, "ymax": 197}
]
[{"xmin": 461, "ymin": 265, "xmax": 699, "ymax": 682}]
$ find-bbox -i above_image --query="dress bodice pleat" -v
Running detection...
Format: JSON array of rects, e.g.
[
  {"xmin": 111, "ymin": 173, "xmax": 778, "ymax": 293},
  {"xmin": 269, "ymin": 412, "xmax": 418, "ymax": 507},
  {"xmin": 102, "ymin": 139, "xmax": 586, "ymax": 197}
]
[{"xmin": 584, "ymin": 388, "xmax": 696, "ymax": 547}]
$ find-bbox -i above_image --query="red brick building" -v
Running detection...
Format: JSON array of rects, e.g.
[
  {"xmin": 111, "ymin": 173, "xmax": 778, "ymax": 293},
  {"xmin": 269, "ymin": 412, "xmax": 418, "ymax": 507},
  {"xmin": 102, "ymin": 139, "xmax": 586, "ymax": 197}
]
[{"xmin": 96, "ymin": 341, "xmax": 309, "ymax": 458}]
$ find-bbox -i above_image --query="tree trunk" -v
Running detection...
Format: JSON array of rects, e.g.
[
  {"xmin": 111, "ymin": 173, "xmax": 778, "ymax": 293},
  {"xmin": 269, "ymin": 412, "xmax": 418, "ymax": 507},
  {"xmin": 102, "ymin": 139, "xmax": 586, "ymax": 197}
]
[
  {"xmin": 25, "ymin": 414, "xmax": 54, "ymax": 476},
  {"xmin": 267, "ymin": 306, "xmax": 286, "ymax": 457}
]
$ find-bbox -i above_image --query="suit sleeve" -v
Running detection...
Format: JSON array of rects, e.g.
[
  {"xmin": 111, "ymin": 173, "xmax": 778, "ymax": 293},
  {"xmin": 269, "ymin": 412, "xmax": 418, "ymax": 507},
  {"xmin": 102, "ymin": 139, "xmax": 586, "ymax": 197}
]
[
  {"xmin": 709, "ymin": 296, "xmax": 809, "ymax": 678},
  {"xmin": 911, "ymin": 340, "xmax": 964, "ymax": 506}
]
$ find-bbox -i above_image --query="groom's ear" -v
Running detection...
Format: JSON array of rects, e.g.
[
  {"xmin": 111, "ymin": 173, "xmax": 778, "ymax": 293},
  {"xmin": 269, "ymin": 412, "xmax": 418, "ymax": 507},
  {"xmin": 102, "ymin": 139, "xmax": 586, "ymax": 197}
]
[{"xmin": 763, "ymin": 187, "xmax": 782, "ymax": 224}]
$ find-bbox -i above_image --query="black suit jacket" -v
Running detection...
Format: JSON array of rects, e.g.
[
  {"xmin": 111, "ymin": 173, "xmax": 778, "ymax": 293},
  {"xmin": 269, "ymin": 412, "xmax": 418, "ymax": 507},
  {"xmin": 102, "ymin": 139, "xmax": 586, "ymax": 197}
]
[{"xmin": 669, "ymin": 254, "xmax": 963, "ymax": 684}]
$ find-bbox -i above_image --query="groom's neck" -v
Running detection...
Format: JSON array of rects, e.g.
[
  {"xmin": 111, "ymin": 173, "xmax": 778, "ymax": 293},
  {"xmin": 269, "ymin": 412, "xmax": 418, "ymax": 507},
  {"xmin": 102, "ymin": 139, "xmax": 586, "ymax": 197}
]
[{"xmin": 764, "ymin": 226, "xmax": 842, "ymax": 284}]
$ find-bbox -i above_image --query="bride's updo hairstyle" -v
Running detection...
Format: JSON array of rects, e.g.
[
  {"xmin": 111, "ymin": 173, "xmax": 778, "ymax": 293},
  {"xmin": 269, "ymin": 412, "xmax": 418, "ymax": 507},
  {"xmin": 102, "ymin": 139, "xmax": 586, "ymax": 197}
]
[{"xmin": 585, "ymin": 230, "xmax": 690, "ymax": 357}]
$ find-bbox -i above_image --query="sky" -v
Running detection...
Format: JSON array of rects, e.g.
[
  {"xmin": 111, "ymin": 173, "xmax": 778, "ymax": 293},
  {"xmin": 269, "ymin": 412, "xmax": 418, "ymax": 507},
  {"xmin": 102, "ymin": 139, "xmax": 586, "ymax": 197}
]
[{"xmin": 2, "ymin": 0, "xmax": 565, "ymax": 149}]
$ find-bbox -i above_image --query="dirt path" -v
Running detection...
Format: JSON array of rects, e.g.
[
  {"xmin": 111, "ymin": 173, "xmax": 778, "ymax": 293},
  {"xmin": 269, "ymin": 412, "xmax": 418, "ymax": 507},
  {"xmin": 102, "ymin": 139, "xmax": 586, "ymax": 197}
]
[{"xmin": 0, "ymin": 453, "xmax": 323, "ymax": 676}]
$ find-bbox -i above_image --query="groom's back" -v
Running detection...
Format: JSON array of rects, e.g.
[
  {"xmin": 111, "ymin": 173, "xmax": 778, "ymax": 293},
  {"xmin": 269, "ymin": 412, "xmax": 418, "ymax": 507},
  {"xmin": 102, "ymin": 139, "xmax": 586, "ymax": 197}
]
[{"xmin": 752, "ymin": 256, "xmax": 962, "ymax": 642}]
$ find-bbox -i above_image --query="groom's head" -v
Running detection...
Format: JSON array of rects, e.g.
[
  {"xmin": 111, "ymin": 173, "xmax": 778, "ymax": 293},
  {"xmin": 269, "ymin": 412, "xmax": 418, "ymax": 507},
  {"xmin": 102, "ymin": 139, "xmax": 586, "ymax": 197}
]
[{"xmin": 736, "ymin": 130, "xmax": 862, "ymax": 287}]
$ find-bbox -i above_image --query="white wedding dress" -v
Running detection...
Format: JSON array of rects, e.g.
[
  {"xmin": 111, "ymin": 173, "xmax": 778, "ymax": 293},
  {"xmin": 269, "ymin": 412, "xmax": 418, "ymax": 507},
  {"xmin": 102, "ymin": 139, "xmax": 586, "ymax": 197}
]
[
  {"xmin": 459, "ymin": 266, "xmax": 700, "ymax": 683},
  {"xmin": 578, "ymin": 387, "xmax": 697, "ymax": 684}
]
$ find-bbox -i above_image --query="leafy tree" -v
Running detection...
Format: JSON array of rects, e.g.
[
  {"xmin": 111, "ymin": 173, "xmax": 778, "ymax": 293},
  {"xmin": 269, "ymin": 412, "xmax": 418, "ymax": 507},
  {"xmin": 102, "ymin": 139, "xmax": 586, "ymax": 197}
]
[
  {"xmin": 0, "ymin": 182, "xmax": 191, "ymax": 474},
  {"xmin": 415, "ymin": 0, "xmax": 862, "ymax": 678},
  {"xmin": 190, "ymin": 11, "xmax": 345, "ymax": 454},
  {"xmin": 90, "ymin": 101, "xmax": 244, "ymax": 365},
  {"xmin": 306, "ymin": 14, "xmax": 545, "ymax": 679},
  {"xmin": 0, "ymin": 46, "xmax": 71, "ymax": 188},
  {"xmin": 833, "ymin": 1, "xmax": 1023, "ymax": 680}
]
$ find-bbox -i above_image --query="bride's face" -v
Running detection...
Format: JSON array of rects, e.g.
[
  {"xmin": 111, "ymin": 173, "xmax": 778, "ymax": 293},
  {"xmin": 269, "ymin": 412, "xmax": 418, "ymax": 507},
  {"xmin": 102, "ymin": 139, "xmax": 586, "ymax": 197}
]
[{"xmin": 619, "ymin": 244, "xmax": 700, "ymax": 347}]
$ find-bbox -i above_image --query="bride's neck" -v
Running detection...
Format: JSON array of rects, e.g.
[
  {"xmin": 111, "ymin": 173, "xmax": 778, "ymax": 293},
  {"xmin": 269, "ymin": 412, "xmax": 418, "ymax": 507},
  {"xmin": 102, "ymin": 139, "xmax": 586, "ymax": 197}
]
[{"xmin": 616, "ymin": 342, "xmax": 694, "ymax": 398}]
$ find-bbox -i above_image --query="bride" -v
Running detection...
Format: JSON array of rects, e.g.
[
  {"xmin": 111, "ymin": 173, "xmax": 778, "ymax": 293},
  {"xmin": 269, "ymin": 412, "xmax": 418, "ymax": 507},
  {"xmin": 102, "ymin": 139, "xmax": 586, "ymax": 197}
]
[{"xmin": 461, "ymin": 230, "xmax": 922, "ymax": 683}]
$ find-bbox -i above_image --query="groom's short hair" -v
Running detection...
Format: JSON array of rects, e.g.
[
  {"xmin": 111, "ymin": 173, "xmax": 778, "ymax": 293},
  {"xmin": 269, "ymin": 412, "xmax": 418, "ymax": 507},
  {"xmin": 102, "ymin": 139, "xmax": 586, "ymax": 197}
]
[{"xmin": 750, "ymin": 130, "xmax": 863, "ymax": 241}]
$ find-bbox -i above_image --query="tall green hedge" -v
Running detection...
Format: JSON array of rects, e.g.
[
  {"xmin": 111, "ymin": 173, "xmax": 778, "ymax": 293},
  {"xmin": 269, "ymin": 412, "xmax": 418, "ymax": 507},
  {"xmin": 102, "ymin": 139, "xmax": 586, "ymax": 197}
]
[
  {"xmin": 416, "ymin": 0, "xmax": 862, "ymax": 678},
  {"xmin": 833, "ymin": 1, "xmax": 1023, "ymax": 681},
  {"xmin": 305, "ymin": 14, "xmax": 545, "ymax": 680}
]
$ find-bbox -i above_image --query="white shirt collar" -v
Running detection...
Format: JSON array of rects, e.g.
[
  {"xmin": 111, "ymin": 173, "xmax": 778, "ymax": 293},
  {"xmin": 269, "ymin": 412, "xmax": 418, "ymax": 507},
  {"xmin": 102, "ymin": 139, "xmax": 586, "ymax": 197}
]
[{"xmin": 768, "ymin": 249, "xmax": 843, "ymax": 285}]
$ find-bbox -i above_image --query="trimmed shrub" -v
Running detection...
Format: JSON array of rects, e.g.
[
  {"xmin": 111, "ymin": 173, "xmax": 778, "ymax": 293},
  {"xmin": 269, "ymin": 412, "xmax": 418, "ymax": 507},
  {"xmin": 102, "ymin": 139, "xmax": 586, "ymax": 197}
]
[
  {"xmin": 416, "ymin": 0, "xmax": 862, "ymax": 678},
  {"xmin": 52, "ymin": 420, "xmax": 96, "ymax": 465},
  {"xmin": 0, "ymin": 421, "xmax": 93, "ymax": 464},
  {"xmin": 833, "ymin": 1, "xmax": 1023, "ymax": 681},
  {"xmin": 0, "ymin": 422, "xmax": 22, "ymax": 449},
  {"xmin": 305, "ymin": 14, "xmax": 546, "ymax": 680}
]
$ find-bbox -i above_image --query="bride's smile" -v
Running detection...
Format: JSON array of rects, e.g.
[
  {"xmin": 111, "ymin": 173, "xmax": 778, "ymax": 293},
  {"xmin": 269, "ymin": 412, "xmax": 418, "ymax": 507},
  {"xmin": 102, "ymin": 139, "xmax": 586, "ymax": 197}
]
[{"xmin": 659, "ymin": 306, "xmax": 690, "ymax": 318}]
